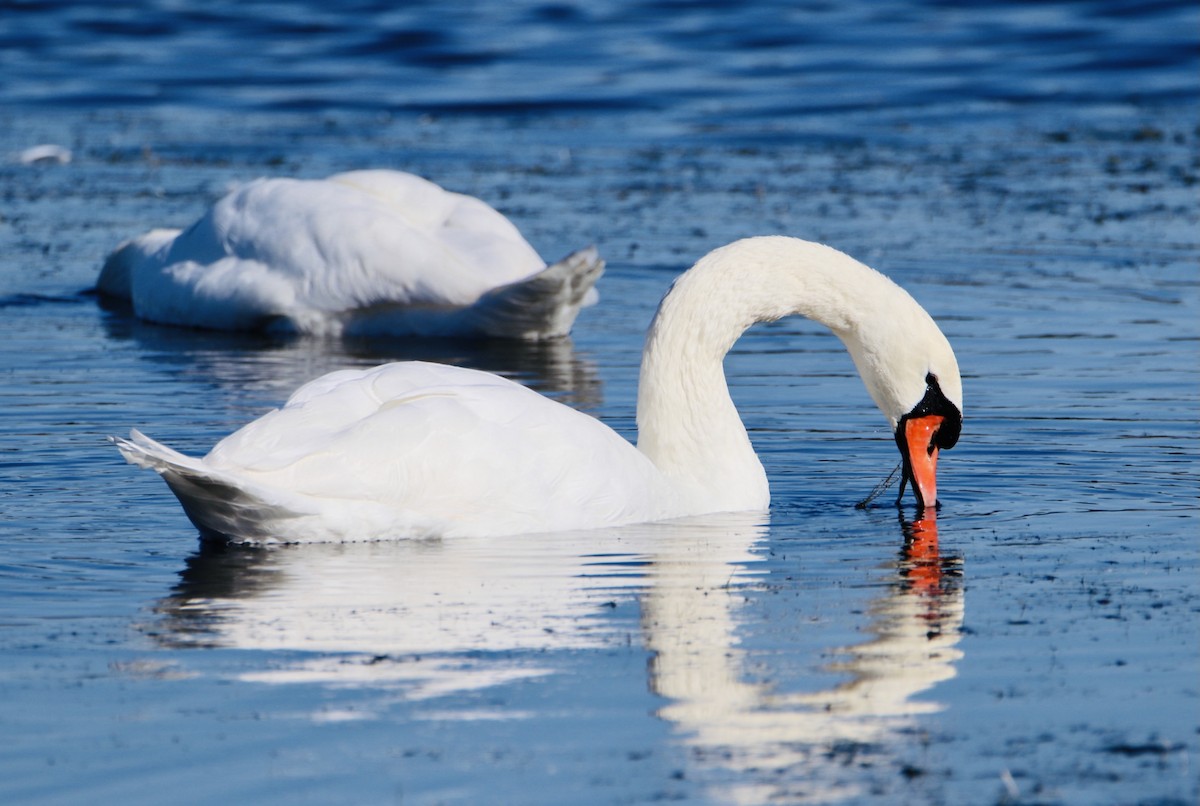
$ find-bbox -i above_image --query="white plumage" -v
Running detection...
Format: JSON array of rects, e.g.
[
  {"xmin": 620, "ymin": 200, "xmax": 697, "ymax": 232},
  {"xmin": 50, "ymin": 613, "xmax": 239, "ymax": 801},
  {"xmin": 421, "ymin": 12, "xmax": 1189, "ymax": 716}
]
[
  {"xmin": 113, "ymin": 236, "xmax": 963, "ymax": 543},
  {"xmin": 114, "ymin": 361, "xmax": 673, "ymax": 542},
  {"xmin": 97, "ymin": 170, "xmax": 603, "ymax": 340}
]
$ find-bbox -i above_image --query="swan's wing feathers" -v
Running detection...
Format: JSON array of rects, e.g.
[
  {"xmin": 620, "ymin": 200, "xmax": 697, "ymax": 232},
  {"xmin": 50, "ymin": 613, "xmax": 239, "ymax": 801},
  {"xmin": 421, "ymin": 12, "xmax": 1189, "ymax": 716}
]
[
  {"xmin": 329, "ymin": 170, "xmax": 540, "ymax": 268},
  {"xmin": 205, "ymin": 363, "xmax": 496, "ymax": 471},
  {"xmin": 203, "ymin": 362, "xmax": 535, "ymax": 476},
  {"xmin": 201, "ymin": 362, "xmax": 664, "ymax": 533},
  {"xmin": 203, "ymin": 175, "xmax": 544, "ymax": 307},
  {"xmin": 326, "ymin": 170, "xmax": 458, "ymax": 230},
  {"xmin": 116, "ymin": 362, "xmax": 667, "ymax": 540},
  {"xmin": 112, "ymin": 175, "xmax": 538, "ymax": 328}
]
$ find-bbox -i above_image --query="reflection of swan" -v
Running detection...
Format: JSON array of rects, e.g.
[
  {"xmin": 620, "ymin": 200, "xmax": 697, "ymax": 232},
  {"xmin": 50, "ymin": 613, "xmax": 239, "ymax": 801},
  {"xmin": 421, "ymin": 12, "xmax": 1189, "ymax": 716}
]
[
  {"xmin": 645, "ymin": 511, "xmax": 964, "ymax": 804},
  {"xmin": 149, "ymin": 521, "xmax": 682, "ymax": 702},
  {"xmin": 113, "ymin": 237, "xmax": 963, "ymax": 543},
  {"xmin": 98, "ymin": 309, "xmax": 604, "ymax": 410},
  {"xmin": 97, "ymin": 170, "xmax": 603, "ymax": 340},
  {"xmin": 146, "ymin": 510, "xmax": 963, "ymax": 800}
]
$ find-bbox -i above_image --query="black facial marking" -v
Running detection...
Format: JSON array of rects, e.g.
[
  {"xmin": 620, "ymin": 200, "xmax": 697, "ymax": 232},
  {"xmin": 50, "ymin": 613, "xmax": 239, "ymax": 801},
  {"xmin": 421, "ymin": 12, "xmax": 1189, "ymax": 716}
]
[{"xmin": 900, "ymin": 373, "xmax": 962, "ymax": 450}]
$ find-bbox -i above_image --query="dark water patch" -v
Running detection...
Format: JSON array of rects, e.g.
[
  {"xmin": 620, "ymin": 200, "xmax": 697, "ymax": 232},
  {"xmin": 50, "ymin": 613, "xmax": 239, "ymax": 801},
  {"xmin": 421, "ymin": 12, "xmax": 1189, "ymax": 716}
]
[
  {"xmin": 1103, "ymin": 738, "xmax": 1187, "ymax": 756},
  {"xmin": 341, "ymin": 28, "xmax": 447, "ymax": 57},
  {"xmin": 387, "ymin": 95, "xmax": 663, "ymax": 117},
  {"xmin": 0, "ymin": 292, "xmax": 90, "ymax": 308},
  {"xmin": 68, "ymin": 14, "xmax": 179, "ymax": 39}
]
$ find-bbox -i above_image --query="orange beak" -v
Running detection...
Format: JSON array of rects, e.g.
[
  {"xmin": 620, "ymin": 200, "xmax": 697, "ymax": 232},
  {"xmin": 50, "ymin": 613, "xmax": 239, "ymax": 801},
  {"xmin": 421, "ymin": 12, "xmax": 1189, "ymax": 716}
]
[{"xmin": 902, "ymin": 414, "xmax": 944, "ymax": 509}]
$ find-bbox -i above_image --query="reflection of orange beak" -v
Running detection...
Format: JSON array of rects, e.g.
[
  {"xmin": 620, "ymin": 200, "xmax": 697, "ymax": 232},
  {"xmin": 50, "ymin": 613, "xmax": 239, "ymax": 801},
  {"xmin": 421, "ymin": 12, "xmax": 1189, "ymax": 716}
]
[
  {"xmin": 903, "ymin": 415, "xmax": 944, "ymax": 508},
  {"xmin": 904, "ymin": 511, "xmax": 941, "ymax": 594}
]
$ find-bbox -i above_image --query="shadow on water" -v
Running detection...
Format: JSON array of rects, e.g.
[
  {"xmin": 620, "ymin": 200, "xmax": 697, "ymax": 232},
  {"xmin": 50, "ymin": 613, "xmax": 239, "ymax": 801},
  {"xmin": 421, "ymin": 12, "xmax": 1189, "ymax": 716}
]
[
  {"xmin": 96, "ymin": 302, "xmax": 604, "ymax": 409},
  {"xmin": 147, "ymin": 510, "xmax": 963, "ymax": 803}
]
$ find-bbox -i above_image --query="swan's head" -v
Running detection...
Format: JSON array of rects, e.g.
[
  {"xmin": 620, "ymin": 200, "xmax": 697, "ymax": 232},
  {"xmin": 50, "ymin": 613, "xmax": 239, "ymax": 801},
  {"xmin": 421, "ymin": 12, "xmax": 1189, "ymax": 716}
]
[
  {"xmin": 893, "ymin": 370, "xmax": 962, "ymax": 510},
  {"xmin": 838, "ymin": 285, "xmax": 963, "ymax": 511}
]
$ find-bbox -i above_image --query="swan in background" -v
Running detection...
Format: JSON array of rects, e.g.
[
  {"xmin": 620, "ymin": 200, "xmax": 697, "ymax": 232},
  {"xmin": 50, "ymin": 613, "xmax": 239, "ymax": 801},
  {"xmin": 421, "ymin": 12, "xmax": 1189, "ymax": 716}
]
[
  {"xmin": 97, "ymin": 170, "xmax": 603, "ymax": 340},
  {"xmin": 111, "ymin": 236, "xmax": 963, "ymax": 543}
]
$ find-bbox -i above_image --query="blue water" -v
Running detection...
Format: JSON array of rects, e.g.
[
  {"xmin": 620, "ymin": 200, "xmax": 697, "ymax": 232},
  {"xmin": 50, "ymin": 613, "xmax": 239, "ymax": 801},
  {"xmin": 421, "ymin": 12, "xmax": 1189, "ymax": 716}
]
[{"xmin": 1, "ymin": 1, "xmax": 1198, "ymax": 804}]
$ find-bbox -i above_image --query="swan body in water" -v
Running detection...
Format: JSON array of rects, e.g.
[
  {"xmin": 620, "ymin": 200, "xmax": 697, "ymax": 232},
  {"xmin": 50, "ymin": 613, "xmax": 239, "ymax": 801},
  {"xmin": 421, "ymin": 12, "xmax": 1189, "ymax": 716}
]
[
  {"xmin": 112, "ymin": 236, "xmax": 963, "ymax": 543},
  {"xmin": 97, "ymin": 170, "xmax": 603, "ymax": 340}
]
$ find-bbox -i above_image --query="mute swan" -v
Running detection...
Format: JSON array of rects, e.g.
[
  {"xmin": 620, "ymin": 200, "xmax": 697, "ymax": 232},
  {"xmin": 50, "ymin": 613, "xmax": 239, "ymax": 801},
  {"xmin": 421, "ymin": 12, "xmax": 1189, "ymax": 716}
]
[
  {"xmin": 112, "ymin": 236, "xmax": 963, "ymax": 543},
  {"xmin": 96, "ymin": 170, "xmax": 603, "ymax": 340}
]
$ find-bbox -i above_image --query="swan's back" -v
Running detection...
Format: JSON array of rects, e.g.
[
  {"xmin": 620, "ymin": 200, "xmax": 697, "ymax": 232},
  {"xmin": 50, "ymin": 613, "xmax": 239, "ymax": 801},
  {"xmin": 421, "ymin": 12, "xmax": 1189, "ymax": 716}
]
[
  {"xmin": 118, "ymin": 363, "xmax": 675, "ymax": 542},
  {"xmin": 142, "ymin": 172, "xmax": 542, "ymax": 325}
]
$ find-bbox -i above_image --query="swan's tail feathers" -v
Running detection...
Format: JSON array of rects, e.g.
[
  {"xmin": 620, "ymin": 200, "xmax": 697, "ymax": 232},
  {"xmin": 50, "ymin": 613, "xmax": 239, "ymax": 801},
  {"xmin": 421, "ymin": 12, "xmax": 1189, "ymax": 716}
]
[
  {"xmin": 472, "ymin": 246, "xmax": 604, "ymax": 340},
  {"xmin": 110, "ymin": 429, "xmax": 305, "ymax": 542}
]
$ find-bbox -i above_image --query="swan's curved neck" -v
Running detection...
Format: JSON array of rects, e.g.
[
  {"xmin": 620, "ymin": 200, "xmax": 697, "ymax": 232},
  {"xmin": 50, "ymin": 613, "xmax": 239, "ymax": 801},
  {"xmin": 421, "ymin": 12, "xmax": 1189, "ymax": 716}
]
[{"xmin": 635, "ymin": 237, "xmax": 900, "ymax": 512}]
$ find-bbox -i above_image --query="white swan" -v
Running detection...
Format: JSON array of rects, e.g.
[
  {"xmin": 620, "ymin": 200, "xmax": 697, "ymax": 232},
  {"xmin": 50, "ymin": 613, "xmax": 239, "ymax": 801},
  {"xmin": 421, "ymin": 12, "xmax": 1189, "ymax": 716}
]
[
  {"xmin": 96, "ymin": 170, "xmax": 603, "ymax": 340},
  {"xmin": 112, "ymin": 236, "xmax": 963, "ymax": 543}
]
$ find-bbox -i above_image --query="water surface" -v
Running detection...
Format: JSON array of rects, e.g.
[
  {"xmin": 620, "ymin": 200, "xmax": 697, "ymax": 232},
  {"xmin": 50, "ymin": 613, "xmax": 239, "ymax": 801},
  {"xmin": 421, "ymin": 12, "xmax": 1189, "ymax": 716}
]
[{"xmin": 1, "ymin": 1, "xmax": 1197, "ymax": 804}]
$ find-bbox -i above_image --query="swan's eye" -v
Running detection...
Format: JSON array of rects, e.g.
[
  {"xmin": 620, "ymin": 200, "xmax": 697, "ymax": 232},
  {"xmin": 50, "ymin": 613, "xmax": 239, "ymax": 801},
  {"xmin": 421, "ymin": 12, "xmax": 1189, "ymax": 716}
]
[{"xmin": 925, "ymin": 372, "xmax": 937, "ymax": 387}]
